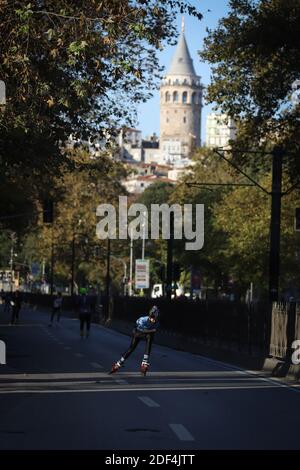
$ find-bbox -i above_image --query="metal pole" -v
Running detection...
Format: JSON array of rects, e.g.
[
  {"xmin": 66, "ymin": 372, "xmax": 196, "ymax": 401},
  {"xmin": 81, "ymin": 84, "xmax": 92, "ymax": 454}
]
[
  {"xmin": 129, "ymin": 228, "xmax": 133, "ymax": 296},
  {"xmin": 10, "ymin": 235, "xmax": 14, "ymax": 292},
  {"xmin": 71, "ymin": 233, "xmax": 75, "ymax": 296},
  {"xmin": 269, "ymin": 146, "xmax": 283, "ymax": 302},
  {"xmin": 166, "ymin": 212, "xmax": 174, "ymax": 300},
  {"xmin": 142, "ymin": 212, "xmax": 146, "ymax": 260},
  {"xmin": 124, "ymin": 262, "xmax": 127, "ymax": 296},
  {"xmin": 42, "ymin": 259, "xmax": 45, "ymax": 279},
  {"xmin": 50, "ymin": 227, "xmax": 54, "ymax": 296},
  {"xmin": 105, "ymin": 237, "xmax": 111, "ymax": 315}
]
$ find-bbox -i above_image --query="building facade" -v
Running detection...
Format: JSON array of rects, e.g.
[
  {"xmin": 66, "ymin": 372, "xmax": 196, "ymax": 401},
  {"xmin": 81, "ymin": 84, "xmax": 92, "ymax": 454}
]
[{"xmin": 205, "ymin": 113, "xmax": 237, "ymax": 148}]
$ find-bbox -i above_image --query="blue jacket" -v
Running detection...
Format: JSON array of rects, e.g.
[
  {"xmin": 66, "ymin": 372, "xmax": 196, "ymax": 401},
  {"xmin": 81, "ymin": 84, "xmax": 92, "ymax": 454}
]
[{"xmin": 136, "ymin": 316, "xmax": 159, "ymax": 332}]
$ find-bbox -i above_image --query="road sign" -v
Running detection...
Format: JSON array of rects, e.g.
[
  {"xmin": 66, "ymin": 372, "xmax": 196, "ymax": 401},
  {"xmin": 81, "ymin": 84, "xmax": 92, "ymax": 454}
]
[{"xmin": 135, "ymin": 259, "xmax": 149, "ymax": 289}]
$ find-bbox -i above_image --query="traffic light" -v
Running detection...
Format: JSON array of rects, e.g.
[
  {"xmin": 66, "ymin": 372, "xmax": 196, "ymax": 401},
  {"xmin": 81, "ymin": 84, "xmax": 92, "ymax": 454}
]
[
  {"xmin": 295, "ymin": 208, "xmax": 300, "ymax": 231},
  {"xmin": 43, "ymin": 199, "xmax": 54, "ymax": 224}
]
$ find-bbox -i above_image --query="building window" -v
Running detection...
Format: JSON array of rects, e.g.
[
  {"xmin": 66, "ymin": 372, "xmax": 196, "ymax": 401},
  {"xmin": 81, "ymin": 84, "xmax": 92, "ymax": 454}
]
[
  {"xmin": 165, "ymin": 92, "xmax": 170, "ymax": 102},
  {"xmin": 183, "ymin": 117, "xmax": 186, "ymax": 123},
  {"xmin": 191, "ymin": 92, "xmax": 196, "ymax": 104},
  {"xmin": 173, "ymin": 91, "xmax": 178, "ymax": 102},
  {"xmin": 166, "ymin": 118, "xmax": 169, "ymax": 123},
  {"xmin": 182, "ymin": 91, "xmax": 188, "ymax": 103}
]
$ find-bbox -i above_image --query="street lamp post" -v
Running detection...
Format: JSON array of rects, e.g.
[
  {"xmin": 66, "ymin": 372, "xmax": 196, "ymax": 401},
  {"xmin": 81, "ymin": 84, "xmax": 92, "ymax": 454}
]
[
  {"xmin": 9, "ymin": 232, "xmax": 17, "ymax": 292},
  {"xmin": 129, "ymin": 228, "xmax": 133, "ymax": 296},
  {"xmin": 269, "ymin": 147, "xmax": 283, "ymax": 302},
  {"xmin": 166, "ymin": 211, "xmax": 174, "ymax": 301},
  {"xmin": 105, "ymin": 237, "xmax": 111, "ymax": 316},
  {"xmin": 71, "ymin": 234, "xmax": 76, "ymax": 296}
]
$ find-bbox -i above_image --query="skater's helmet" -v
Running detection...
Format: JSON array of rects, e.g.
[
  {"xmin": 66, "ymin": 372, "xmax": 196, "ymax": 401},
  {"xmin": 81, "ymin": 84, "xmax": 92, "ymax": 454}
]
[{"xmin": 149, "ymin": 305, "xmax": 159, "ymax": 320}]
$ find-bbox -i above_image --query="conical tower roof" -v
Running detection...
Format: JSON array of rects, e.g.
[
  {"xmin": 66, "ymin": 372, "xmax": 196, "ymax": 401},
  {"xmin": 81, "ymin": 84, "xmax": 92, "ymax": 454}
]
[{"xmin": 166, "ymin": 32, "xmax": 197, "ymax": 77}]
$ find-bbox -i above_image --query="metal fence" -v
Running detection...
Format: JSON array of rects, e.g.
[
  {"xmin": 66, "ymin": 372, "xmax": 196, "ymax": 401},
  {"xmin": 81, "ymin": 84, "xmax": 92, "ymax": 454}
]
[
  {"xmin": 269, "ymin": 302, "xmax": 299, "ymax": 359},
  {"xmin": 24, "ymin": 293, "xmax": 300, "ymax": 360},
  {"xmin": 111, "ymin": 296, "xmax": 271, "ymax": 355}
]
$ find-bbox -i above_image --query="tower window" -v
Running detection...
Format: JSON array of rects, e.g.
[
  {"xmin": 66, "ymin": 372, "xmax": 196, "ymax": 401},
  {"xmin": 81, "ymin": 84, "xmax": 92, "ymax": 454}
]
[
  {"xmin": 173, "ymin": 91, "xmax": 178, "ymax": 102},
  {"xmin": 182, "ymin": 92, "xmax": 188, "ymax": 103},
  {"xmin": 183, "ymin": 117, "xmax": 186, "ymax": 123},
  {"xmin": 165, "ymin": 92, "xmax": 171, "ymax": 102},
  {"xmin": 191, "ymin": 92, "xmax": 197, "ymax": 104}
]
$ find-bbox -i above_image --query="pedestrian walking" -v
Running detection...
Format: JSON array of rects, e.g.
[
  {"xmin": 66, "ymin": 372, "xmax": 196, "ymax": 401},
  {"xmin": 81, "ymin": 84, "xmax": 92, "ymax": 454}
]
[
  {"xmin": 49, "ymin": 292, "xmax": 63, "ymax": 327},
  {"xmin": 10, "ymin": 290, "xmax": 22, "ymax": 325},
  {"xmin": 77, "ymin": 288, "xmax": 92, "ymax": 338}
]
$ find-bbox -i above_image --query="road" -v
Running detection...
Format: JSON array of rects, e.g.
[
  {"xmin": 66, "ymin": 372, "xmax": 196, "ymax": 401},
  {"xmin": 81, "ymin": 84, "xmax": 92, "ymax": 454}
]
[{"xmin": 0, "ymin": 305, "xmax": 300, "ymax": 450}]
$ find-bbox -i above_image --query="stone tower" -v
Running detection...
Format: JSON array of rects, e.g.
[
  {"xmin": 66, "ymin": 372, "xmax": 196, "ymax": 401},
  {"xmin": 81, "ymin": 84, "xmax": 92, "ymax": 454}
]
[{"xmin": 160, "ymin": 19, "xmax": 203, "ymax": 164}]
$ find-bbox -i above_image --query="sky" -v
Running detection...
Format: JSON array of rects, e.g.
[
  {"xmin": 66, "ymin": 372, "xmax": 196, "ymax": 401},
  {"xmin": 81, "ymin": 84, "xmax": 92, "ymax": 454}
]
[{"xmin": 136, "ymin": 0, "xmax": 230, "ymax": 143}]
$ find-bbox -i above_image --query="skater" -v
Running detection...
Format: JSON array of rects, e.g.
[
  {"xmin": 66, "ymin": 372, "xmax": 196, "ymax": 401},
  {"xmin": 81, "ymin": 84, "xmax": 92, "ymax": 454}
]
[
  {"xmin": 77, "ymin": 288, "xmax": 92, "ymax": 338},
  {"xmin": 48, "ymin": 292, "xmax": 63, "ymax": 327},
  {"xmin": 110, "ymin": 305, "xmax": 160, "ymax": 375}
]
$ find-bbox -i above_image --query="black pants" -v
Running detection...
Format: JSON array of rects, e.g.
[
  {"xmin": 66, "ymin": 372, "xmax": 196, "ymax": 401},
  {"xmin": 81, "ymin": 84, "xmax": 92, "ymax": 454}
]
[
  {"xmin": 50, "ymin": 307, "xmax": 61, "ymax": 323},
  {"xmin": 11, "ymin": 307, "xmax": 20, "ymax": 324},
  {"xmin": 4, "ymin": 302, "xmax": 10, "ymax": 314},
  {"xmin": 79, "ymin": 313, "xmax": 91, "ymax": 332},
  {"xmin": 122, "ymin": 329, "xmax": 154, "ymax": 361}
]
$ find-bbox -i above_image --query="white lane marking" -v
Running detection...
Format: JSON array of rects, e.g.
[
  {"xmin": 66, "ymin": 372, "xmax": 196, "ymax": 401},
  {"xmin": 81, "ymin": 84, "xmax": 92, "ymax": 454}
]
[
  {"xmin": 90, "ymin": 362, "xmax": 103, "ymax": 369},
  {"xmin": 241, "ymin": 368, "xmax": 300, "ymax": 395},
  {"xmin": 75, "ymin": 353, "xmax": 84, "ymax": 358},
  {"xmin": 169, "ymin": 424, "xmax": 195, "ymax": 441},
  {"xmin": 196, "ymin": 353, "xmax": 300, "ymax": 396},
  {"xmin": 0, "ymin": 383, "xmax": 280, "ymax": 394},
  {"xmin": 138, "ymin": 396, "xmax": 160, "ymax": 407},
  {"xmin": 115, "ymin": 379, "xmax": 129, "ymax": 385}
]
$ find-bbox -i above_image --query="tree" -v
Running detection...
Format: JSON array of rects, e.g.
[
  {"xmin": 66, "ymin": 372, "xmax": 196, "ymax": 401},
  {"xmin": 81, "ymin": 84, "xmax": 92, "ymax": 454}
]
[
  {"xmin": 169, "ymin": 148, "xmax": 235, "ymax": 289},
  {"xmin": 21, "ymin": 147, "xmax": 129, "ymax": 289},
  {"xmin": 0, "ymin": 0, "xmax": 202, "ymax": 160},
  {"xmin": 200, "ymin": 0, "xmax": 300, "ymax": 178},
  {"xmin": 0, "ymin": 1, "xmax": 202, "ymax": 229},
  {"xmin": 213, "ymin": 174, "xmax": 300, "ymax": 293},
  {"xmin": 136, "ymin": 181, "xmax": 174, "ymax": 282}
]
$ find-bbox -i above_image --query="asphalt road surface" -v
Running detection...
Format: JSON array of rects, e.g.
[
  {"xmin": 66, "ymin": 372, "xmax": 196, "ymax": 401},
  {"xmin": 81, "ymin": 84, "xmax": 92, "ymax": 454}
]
[{"xmin": 0, "ymin": 305, "xmax": 300, "ymax": 450}]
